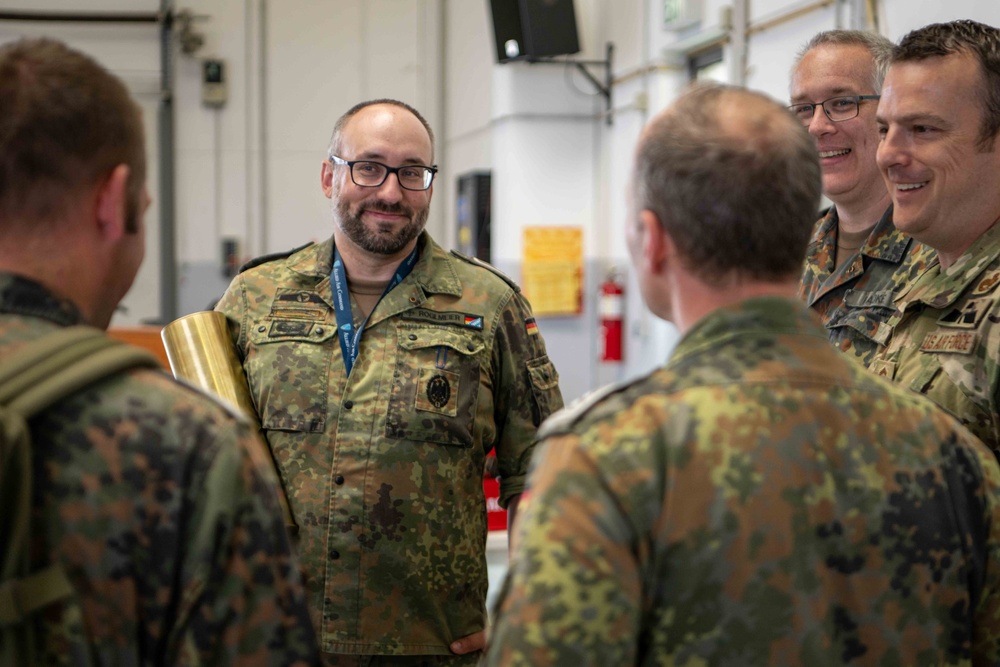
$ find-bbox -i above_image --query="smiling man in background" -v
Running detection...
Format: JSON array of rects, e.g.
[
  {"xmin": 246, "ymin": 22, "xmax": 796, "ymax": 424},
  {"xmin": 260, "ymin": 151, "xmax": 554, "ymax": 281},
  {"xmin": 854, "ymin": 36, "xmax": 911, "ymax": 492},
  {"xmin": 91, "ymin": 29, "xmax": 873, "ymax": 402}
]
[
  {"xmin": 216, "ymin": 98, "xmax": 563, "ymax": 666},
  {"xmin": 791, "ymin": 30, "xmax": 932, "ymax": 365},
  {"xmin": 870, "ymin": 19, "xmax": 1000, "ymax": 456}
]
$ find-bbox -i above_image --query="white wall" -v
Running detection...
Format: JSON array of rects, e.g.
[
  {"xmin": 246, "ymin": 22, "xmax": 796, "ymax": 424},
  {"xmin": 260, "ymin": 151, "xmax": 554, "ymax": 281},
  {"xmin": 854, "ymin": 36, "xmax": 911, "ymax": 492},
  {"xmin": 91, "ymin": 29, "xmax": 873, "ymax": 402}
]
[{"xmin": 3, "ymin": 0, "xmax": 1000, "ymax": 397}]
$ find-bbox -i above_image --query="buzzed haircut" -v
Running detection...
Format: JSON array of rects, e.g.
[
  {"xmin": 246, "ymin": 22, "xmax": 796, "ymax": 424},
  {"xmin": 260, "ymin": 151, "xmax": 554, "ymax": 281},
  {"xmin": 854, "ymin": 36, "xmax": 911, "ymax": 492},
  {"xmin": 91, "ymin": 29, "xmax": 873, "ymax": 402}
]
[
  {"xmin": 0, "ymin": 38, "xmax": 145, "ymax": 231},
  {"xmin": 634, "ymin": 84, "xmax": 821, "ymax": 286},
  {"xmin": 327, "ymin": 98, "xmax": 435, "ymax": 161},
  {"xmin": 893, "ymin": 20, "xmax": 1000, "ymax": 149}
]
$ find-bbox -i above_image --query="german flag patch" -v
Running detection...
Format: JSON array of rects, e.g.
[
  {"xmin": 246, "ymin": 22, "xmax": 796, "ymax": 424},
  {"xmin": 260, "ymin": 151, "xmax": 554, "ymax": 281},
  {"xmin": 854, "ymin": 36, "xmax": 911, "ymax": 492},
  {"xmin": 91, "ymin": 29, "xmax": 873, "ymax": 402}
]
[{"xmin": 526, "ymin": 318, "xmax": 539, "ymax": 336}]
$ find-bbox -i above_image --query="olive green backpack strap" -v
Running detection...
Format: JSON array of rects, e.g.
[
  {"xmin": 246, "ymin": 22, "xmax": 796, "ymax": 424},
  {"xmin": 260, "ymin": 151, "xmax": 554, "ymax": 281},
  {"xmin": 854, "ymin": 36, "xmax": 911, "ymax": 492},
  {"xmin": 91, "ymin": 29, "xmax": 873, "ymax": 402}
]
[{"xmin": 0, "ymin": 326, "xmax": 160, "ymax": 664}]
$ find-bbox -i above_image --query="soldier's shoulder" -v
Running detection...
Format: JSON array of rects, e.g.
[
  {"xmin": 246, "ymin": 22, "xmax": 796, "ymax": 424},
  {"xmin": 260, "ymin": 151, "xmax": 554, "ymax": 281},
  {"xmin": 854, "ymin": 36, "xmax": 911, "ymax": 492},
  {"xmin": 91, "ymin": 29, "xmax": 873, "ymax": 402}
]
[
  {"xmin": 539, "ymin": 373, "xmax": 654, "ymax": 440},
  {"xmin": 449, "ymin": 250, "xmax": 520, "ymax": 293},
  {"xmin": 110, "ymin": 366, "xmax": 251, "ymax": 430},
  {"xmin": 238, "ymin": 242, "xmax": 315, "ymax": 274}
]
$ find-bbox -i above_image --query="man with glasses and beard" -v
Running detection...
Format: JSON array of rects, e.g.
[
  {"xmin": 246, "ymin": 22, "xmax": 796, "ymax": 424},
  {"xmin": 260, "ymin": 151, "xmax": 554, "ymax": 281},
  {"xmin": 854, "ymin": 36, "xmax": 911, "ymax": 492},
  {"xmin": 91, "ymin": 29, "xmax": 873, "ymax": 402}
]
[{"xmin": 216, "ymin": 99, "xmax": 563, "ymax": 666}]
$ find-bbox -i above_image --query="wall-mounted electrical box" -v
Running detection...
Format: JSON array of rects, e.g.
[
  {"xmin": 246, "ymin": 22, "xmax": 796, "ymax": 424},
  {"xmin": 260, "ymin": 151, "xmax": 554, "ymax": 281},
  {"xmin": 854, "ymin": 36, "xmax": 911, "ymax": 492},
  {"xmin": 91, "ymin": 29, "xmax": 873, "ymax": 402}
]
[{"xmin": 202, "ymin": 58, "xmax": 227, "ymax": 107}]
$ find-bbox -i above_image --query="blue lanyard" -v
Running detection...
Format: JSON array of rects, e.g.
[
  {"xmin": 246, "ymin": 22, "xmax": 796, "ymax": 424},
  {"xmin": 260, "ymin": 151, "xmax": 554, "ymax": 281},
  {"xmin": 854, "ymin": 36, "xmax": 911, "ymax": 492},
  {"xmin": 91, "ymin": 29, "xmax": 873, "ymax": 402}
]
[{"xmin": 331, "ymin": 244, "xmax": 419, "ymax": 376}]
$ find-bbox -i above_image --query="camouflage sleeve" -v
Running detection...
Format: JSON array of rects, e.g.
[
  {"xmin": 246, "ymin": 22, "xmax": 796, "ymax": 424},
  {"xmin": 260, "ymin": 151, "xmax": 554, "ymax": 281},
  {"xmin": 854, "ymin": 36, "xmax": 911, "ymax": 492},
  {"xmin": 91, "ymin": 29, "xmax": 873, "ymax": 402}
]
[
  {"xmin": 169, "ymin": 418, "xmax": 319, "ymax": 665},
  {"xmin": 971, "ymin": 430, "xmax": 1000, "ymax": 663},
  {"xmin": 486, "ymin": 434, "xmax": 641, "ymax": 666},
  {"xmin": 215, "ymin": 274, "xmax": 248, "ymax": 355},
  {"xmin": 492, "ymin": 291, "xmax": 564, "ymax": 507}
]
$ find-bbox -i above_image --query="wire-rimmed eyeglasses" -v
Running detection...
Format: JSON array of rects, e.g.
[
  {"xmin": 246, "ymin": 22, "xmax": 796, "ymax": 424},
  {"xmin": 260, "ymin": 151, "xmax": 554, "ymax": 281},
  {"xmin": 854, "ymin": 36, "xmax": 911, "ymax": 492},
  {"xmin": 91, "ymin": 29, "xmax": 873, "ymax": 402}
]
[
  {"xmin": 788, "ymin": 95, "xmax": 880, "ymax": 126},
  {"xmin": 329, "ymin": 155, "xmax": 437, "ymax": 191}
]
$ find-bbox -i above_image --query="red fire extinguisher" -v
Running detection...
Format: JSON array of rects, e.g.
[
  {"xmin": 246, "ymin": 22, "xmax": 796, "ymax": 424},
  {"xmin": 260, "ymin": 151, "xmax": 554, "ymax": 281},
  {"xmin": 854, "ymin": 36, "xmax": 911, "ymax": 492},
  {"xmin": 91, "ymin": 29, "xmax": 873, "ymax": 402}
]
[{"xmin": 599, "ymin": 267, "xmax": 624, "ymax": 362}]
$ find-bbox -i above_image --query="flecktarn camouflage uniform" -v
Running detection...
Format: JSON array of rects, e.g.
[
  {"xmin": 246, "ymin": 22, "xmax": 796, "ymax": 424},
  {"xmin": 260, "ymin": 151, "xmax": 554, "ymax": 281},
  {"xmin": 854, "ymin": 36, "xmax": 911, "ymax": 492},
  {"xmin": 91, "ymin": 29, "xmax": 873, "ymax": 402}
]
[
  {"xmin": 0, "ymin": 273, "xmax": 319, "ymax": 665},
  {"xmin": 870, "ymin": 222, "xmax": 1000, "ymax": 456},
  {"xmin": 216, "ymin": 232, "xmax": 563, "ymax": 660},
  {"xmin": 799, "ymin": 205, "xmax": 933, "ymax": 365},
  {"xmin": 486, "ymin": 297, "xmax": 1000, "ymax": 667}
]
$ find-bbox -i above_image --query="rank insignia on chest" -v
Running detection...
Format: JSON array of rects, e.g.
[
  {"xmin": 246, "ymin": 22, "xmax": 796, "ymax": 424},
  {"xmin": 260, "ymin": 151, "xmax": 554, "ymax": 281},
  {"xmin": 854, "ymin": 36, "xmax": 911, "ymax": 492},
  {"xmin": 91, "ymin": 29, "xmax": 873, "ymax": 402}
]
[
  {"xmin": 971, "ymin": 269, "xmax": 1000, "ymax": 296},
  {"xmin": 920, "ymin": 329, "xmax": 979, "ymax": 354},
  {"xmin": 869, "ymin": 359, "xmax": 896, "ymax": 379},
  {"xmin": 937, "ymin": 298, "xmax": 991, "ymax": 329}
]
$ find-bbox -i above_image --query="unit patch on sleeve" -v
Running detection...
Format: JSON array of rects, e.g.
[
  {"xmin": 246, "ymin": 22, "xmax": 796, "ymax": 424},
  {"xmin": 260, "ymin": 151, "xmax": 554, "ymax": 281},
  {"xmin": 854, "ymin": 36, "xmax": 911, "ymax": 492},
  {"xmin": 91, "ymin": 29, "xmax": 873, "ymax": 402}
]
[{"xmin": 525, "ymin": 318, "xmax": 539, "ymax": 336}]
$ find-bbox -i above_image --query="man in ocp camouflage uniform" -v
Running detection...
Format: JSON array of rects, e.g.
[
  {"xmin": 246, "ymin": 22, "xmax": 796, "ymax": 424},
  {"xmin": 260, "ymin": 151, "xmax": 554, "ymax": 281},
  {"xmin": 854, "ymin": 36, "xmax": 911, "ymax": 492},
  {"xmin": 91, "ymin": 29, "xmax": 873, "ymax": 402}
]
[
  {"xmin": 791, "ymin": 30, "xmax": 932, "ymax": 365},
  {"xmin": 485, "ymin": 84, "xmax": 1000, "ymax": 666},
  {"xmin": 870, "ymin": 20, "xmax": 1000, "ymax": 457},
  {"xmin": 216, "ymin": 99, "xmax": 563, "ymax": 666},
  {"xmin": 0, "ymin": 39, "xmax": 318, "ymax": 664}
]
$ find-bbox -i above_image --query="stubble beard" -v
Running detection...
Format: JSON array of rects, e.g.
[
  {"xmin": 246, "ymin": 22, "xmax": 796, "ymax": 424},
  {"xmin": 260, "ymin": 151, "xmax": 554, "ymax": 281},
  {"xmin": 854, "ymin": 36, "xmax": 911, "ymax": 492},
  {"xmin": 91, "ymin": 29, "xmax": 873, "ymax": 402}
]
[{"xmin": 336, "ymin": 196, "xmax": 428, "ymax": 256}]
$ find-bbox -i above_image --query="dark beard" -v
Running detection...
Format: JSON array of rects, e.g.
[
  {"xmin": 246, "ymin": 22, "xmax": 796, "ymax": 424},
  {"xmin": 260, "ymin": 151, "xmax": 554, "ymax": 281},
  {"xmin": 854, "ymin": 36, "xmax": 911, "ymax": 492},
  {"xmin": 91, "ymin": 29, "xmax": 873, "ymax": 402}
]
[{"xmin": 337, "ymin": 197, "xmax": 428, "ymax": 255}]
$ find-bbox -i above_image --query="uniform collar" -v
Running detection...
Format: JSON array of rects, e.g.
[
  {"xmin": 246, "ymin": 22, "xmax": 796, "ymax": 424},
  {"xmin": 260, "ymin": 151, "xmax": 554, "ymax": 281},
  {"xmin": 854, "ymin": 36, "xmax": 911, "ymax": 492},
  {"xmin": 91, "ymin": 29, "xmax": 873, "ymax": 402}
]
[
  {"xmin": 0, "ymin": 272, "xmax": 85, "ymax": 327},
  {"xmin": 904, "ymin": 222, "xmax": 1000, "ymax": 309},
  {"xmin": 672, "ymin": 296, "xmax": 826, "ymax": 364},
  {"xmin": 289, "ymin": 232, "xmax": 464, "ymax": 298},
  {"xmin": 859, "ymin": 205, "xmax": 910, "ymax": 263}
]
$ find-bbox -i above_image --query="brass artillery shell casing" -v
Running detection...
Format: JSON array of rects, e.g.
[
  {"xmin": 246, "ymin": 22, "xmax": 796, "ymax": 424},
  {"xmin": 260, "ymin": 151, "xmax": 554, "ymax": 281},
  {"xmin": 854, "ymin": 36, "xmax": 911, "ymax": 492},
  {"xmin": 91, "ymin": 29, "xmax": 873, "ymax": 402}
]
[
  {"xmin": 161, "ymin": 311, "xmax": 298, "ymax": 529},
  {"xmin": 160, "ymin": 310, "xmax": 260, "ymax": 428}
]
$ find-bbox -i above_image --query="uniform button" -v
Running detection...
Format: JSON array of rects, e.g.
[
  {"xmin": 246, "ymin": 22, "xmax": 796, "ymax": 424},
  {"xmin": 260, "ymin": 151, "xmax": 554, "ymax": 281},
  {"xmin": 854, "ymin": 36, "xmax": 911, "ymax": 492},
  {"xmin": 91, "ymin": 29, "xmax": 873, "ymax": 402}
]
[
  {"xmin": 409, "ymin": 334, "xmax": 417, "ymax": 340},
  {"xmin": 409, "ymin": 296, "xmax": 417, "ymax": 303},
  {"xmin": 344, "ymin": 400, "xmax": 354, "ymax": 410},
  {"xmin": 467, "ymin": 344, "xmax": 474, "ymax": 351},
  {"xmin": 258, "ymin": 325, "xmax": 266, "ymax": 332},
  {"xmin": 335, "ymin": 475, "xmax": 345, "ymax": 485},
  {"xmin": 329, "ymin": 550, "xmax": 340, "ymax": 560},
  {"xmin": 316, "ymin": 327, "xmax": 324, "ymax": 335},
  {"xmin": 858, "ymin": 316, "xmax": 865, "ymax": 322}
]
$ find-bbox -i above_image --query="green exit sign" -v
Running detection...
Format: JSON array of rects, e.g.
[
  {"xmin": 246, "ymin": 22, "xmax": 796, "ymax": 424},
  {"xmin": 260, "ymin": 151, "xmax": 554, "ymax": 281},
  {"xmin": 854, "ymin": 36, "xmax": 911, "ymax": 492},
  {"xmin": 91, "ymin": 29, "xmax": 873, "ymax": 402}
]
[{"xmin": 664, "ymin": 0, "xmax": 683, "ymax": 23}]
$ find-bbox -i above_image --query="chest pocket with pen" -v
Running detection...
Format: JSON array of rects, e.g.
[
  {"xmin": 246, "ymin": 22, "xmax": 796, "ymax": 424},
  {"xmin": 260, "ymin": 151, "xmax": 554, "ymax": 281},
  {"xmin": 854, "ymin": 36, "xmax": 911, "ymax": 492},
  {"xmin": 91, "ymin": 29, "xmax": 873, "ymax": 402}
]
[{"xmin": 386, "ymin": 325, "xmax": 484, "ymax": 447}]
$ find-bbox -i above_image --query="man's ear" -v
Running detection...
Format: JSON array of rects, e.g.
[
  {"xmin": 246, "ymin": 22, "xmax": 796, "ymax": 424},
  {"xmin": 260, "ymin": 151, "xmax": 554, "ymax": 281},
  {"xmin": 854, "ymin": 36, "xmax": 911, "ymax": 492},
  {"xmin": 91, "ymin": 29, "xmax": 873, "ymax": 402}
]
[
  {"xmin": 321, "ymin": 159, "xmax": 335, "ymax": 198},
  {"xmin": 637, "ymin": 209, "xmax": 673, "ymax": 276},
  {"xmin": 95, "ymin": 164, "xmax": 130, "ymax": 241}
]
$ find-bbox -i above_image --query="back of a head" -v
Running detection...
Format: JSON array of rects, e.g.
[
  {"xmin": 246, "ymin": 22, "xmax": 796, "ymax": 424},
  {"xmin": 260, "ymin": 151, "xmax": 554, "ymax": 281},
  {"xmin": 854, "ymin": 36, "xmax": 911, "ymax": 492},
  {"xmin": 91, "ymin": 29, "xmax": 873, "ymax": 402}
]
[
  {"xmin": 0, "ymin": 38, "xmax": 145, "ymax": 233},
  {"xmin": 634, "ymin": 84, "xmax": 821, "ymax": 286},
  {"xmin": 892, "ymin": 20, "xmax": 1000, "ymax": 149}
]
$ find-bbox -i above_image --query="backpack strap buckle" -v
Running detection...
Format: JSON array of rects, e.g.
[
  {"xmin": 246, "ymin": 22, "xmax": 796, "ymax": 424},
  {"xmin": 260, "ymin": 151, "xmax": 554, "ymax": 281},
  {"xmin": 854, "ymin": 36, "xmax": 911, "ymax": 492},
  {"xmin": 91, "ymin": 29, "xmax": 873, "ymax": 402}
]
[{"xmin": 0, "ymin": 565, "xmax": 73, "ymax": 625}]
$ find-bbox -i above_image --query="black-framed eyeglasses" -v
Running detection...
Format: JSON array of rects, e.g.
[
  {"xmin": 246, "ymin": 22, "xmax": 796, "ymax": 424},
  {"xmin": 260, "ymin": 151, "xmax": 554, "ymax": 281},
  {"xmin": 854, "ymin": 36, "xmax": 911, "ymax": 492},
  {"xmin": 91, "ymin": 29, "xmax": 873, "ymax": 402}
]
[
  {"xmin": 788, "ymin": 95, "xmax": 880, "ymax": 126},
  {"xmin": 329, "ymin": 155, "xmax": 438, "ymax": 191}
]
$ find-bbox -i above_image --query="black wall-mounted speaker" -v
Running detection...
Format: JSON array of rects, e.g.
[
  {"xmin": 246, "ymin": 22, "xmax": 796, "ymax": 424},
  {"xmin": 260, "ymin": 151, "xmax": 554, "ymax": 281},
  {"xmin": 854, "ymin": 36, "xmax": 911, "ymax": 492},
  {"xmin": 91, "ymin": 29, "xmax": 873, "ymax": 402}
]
[{"xmin": 488, "ymin": 0, "xmax": 581, "ymax": 63}]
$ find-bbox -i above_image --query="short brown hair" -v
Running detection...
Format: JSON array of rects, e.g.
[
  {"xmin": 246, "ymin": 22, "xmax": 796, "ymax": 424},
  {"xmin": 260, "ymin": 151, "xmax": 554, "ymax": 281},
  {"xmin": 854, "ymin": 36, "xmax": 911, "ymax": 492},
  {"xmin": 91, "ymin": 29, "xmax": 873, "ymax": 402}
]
[
  {"xmin": 0, "ymin": 38, "xmax": 145, "ymax": 231},
  {"xmin": 635, "ymin": 84, "xmax": 821, "ymax": 285},
  {"xmin": 893, "ymin": 20, "xmax": 1000, "ymax": 149}
]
